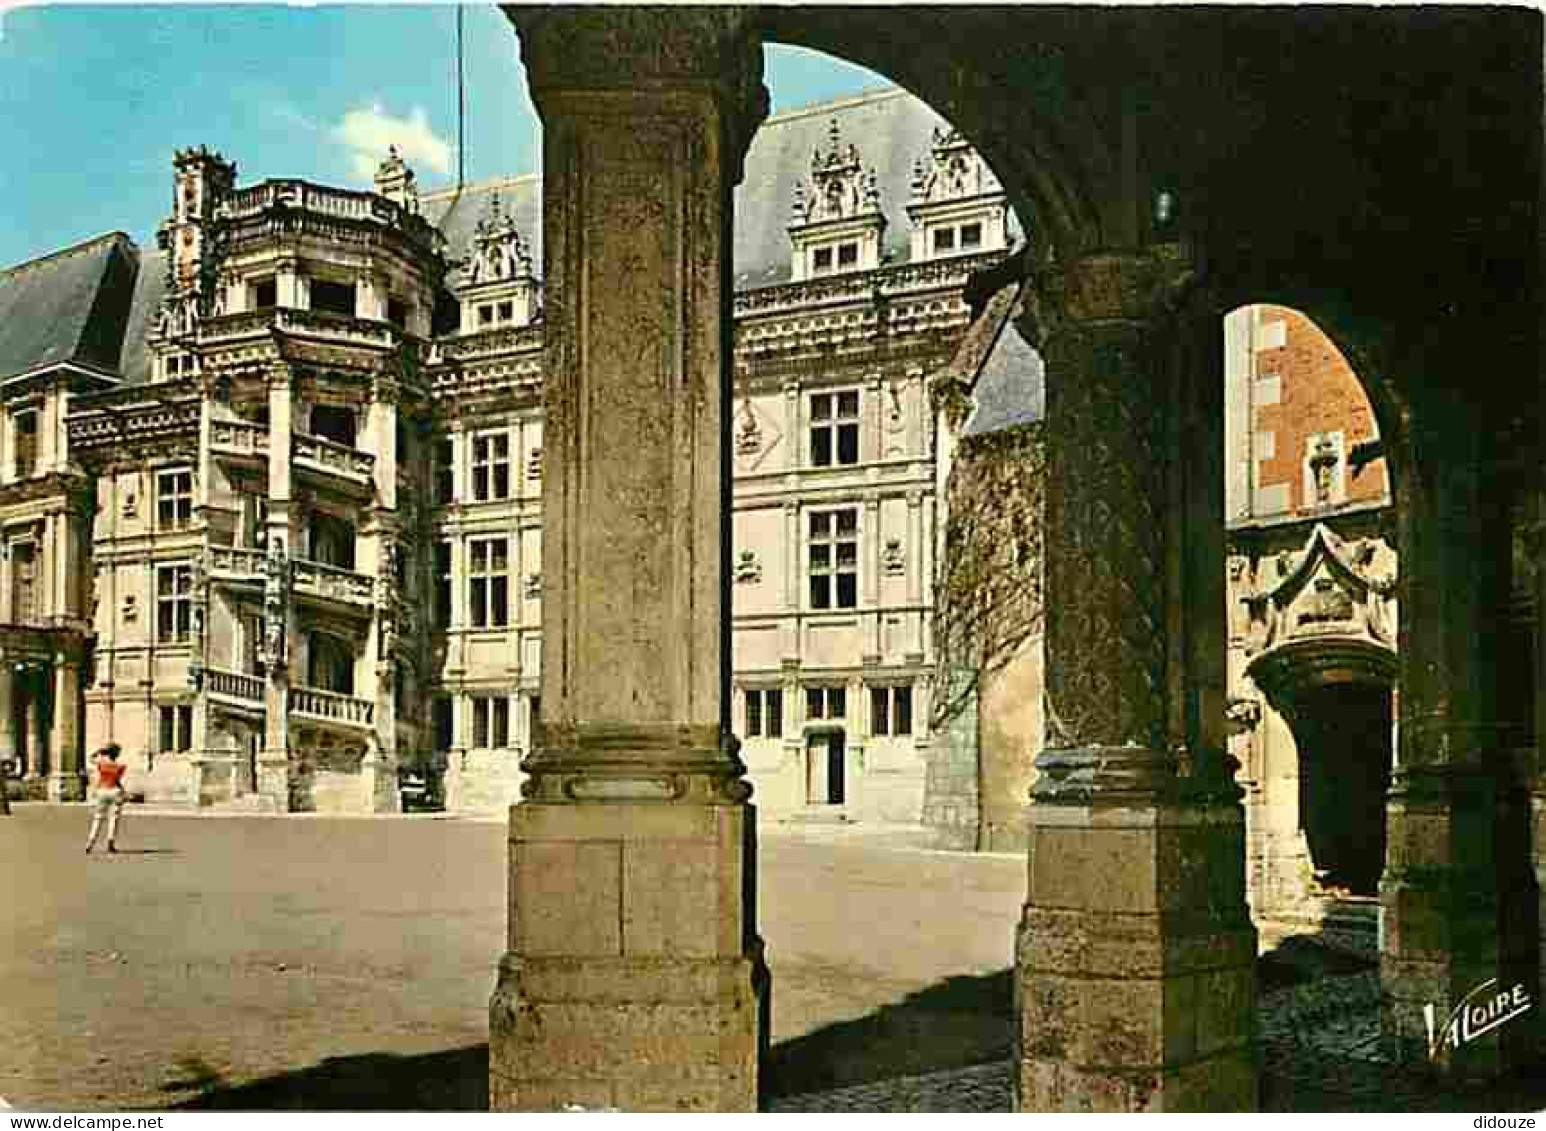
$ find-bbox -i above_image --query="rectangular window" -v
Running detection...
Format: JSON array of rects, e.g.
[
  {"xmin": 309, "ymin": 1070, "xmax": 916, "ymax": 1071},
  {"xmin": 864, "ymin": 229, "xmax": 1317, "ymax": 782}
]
[
  {"xmin": 13, "ymin": 409, "xmax": 37, "ymax": 479},
  {"xmin": 434, "ymin": 439, "xmax": 455, "ymax": 504},
  {"xmin": 156, "ymin": 563, "xmax": 193, "ymax": 643},
  {"xmin": 159, "ymin": 704, "xmax": 194, "ymax": 753},
  {"xmin": 468, "ymin": 536, "xmax": 510, "ymax": 628},
  {"xmin": 744, "ymin": 688, "xmax": 784, "ymax": 739},
  {"xmin": 386, "ymin": 298, "xmax": 408, "ymax": 327},
  {"xmin": 805, "ymin": 686, "xmax": 847, "ymax": 722},
  {"xmin": 250, "ymin": 277, "xmax": 277, "ymax": 310},
  {"xmin": 809, "ymin": 390, "xmax": 859, "ymax": 468},
  {"xmin": 434, "ymin": 541, "xmax": 453, "ymax": 630},
  {"xmin": 871, "ymin": 685, "xmax": 914, "ymax": 736},
  {"xmin": 433, "ymin": 696, "xmax": 454, "ymax": 750},
  {"xmin": 310, "ymin": 404, "xmax": 356, "ymax": 447},
  {"xmin": 960, "ymin": 221, "xmax": 983, "ymax": 249},
  {"xmin": 472, "ymin": 695, "xmax": 511, "ymax": 749},
  {"xmin": 808, "ymin": 508, "xmax": 858, "ymax": 610},
  {"xmin": 530, "ymin": 694, "xmax": 543, "ymax": 741},
  {"xmin": 308, "ymin": 512, "xmax": 356, "ymax": 571},
  {"xmin": 156, "ymin": 468, "xmax": 193, "ymax": 531},
  {"xmin": 497, "ymin": 300, "xmax": 514, "ymax": 323},
  {"xmin": 812, "ymin": 247, "xmax": 834, "ymax": 275},
  {"xmin": 933, "ymin": 227, "xmax": 956, "ymax": 253},
  {"xmin": 306, "ymin": 632, "xmax": 354, "ymax": 695},
  {"xmin": 837, "ymin": 242, "xmax": 858, "ymax": 267},
  {"xmin": 471, "ymin": 432, "xmax": 511, "ymax": 501},
  {"xmin": 309, "ymin": 279, "xmax": 356, "ymax": 317},
  {"xmin": 478, "ymin": 304, "xmax": 494, "ymax": 327}
]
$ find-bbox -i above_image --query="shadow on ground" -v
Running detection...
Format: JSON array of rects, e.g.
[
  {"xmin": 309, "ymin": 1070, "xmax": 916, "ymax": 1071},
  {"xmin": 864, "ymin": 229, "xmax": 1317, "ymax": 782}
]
[
  {"xmin": 172, "ymin": 1046, "xmax": 488, "ymax": 1111},
  {"xmin": 765, "ymin": 969, "xmax": 1013, "ymax": 1099}
]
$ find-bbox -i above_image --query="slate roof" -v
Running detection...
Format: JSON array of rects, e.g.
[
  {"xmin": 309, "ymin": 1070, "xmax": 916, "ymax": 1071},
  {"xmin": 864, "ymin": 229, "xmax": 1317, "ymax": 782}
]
[
  {"xmin": 0, "ymin": 232, "xmax": 139, "ymax": 382},
  {"xmin": 118, "ymin": 249, "xmax": 168, "ymax": 384},
  {"xmin": 421, "ymin": 87, "xmax": 1012, "ymax": 292},
  {"xmin": 952, "ymin": 280, "xmax": 1044, "ymax": 438},
  {"xmin": 6, "ymin": 88, "xmax": 1016, "ymax": 385},
  {"xmin": 964, "ymin": 318, "xmax": 1043, "ymax": 436}
]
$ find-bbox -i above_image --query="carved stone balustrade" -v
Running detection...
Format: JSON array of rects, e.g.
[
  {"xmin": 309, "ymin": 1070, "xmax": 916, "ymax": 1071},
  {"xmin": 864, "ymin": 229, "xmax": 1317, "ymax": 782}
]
[
  {"xmin": 289, "ymin": 685, "xmax": 375, "ymax": 730},
  {"xmin": 292, "ymin": 558, "xmax": 375, "ymax": 610}
]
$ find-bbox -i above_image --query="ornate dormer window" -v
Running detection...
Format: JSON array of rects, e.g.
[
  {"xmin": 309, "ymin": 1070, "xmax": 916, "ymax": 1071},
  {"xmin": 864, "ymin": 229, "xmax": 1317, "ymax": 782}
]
[
  {"xmin": 457, "ymin": 190, "xmax": 542, "ymax": 334},
  {"xmin": 905, "ymin": 126, "xmax": 1012, "ymax": 263},
  {"xmin": 787, "ymin": 119, "xmax": 887, "ymax": 282}
]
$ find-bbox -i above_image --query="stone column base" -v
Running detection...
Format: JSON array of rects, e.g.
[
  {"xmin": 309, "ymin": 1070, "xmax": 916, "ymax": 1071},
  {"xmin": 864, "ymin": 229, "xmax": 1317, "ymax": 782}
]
[
  {"xmin": 1016, "ymin": 800, "xmax": 1258, "ymax": 1112},
  {"xmin": 362, "ymin": 754, "xmax": 401, "ymax": 814},
  {"xmin": 48, "ymin": 772, "xmax": 85, "ymax": 802},
  {"xmin": 490, "ymin": 950, "xmax": 768, "ymax": 1111},
  {"xmin": 257, "ymin": 753, "xmax": 291, "ymax": 811},
  {"xmin": 489, "ymin": 800, "xmax": 769, "ymax": 1111}
]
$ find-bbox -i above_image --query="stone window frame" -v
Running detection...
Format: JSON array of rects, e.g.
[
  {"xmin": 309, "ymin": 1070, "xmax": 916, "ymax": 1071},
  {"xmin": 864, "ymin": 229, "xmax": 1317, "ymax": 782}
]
[
  {"xmin": 468, "ymin": 535, "xmax": 511, "ymax": 629},
  {"xmin": 869, "ymin": 683, "xmax": 914, "ymax": 737},
  {"xmin": 433, "ymin": 437, "xmax": 455, "ymax": 504},
  {"xmin": 805, "ymin": 684, "xmax": 848, "ymax": 723},
  {"xmin": 433, "ymin": 540, "xmax": 453, "ymax": 630},
  {"xmin": 809, "ymin": 390, "xmax": 860, "ymax": 469},
  {"xmin": 471, "ymin": 430, "xmax": 512, "ymax": 502},
  {"xmin": 744, "ymin": 687, "xmax": 784, "ymax": 739},
  {"xmin": 155, "ymin": 561, "xmax": 193, "ymax": 644},
  {"xmin": 158, "ymin": 702, "xmax": 194, "ymax": 754},
  {"xmin": 808, "ymin": 506, "xmax": 859, "ymax": 610},
  {"xmin": 11, "ymin": 404, "xmax": 38, "ymax": 480},
  {"xmin": 472, "ymin": 693, "xmax": 511, "ymax": 750},
  {"xmin": 156, "ymin": 466, "xmax": 194, "ymax": 532}
]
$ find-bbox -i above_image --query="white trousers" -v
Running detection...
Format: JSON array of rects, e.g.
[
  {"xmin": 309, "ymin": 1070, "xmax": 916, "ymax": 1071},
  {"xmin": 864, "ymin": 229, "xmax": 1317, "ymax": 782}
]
[{"xmin": 85, "ymin": 787, "xmax": 125, "ymax": 849}]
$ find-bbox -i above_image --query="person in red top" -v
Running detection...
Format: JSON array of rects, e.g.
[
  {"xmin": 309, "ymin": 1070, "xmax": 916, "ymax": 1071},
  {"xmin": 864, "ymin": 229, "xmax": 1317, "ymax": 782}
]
[{"xmin": 85, "ymin": 743, "xmax": 127, "ymax": 854}]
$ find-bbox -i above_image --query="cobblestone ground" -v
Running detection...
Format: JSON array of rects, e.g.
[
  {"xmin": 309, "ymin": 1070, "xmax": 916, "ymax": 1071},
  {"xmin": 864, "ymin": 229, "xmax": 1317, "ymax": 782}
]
[{"xmin": 2, "ymin": 806, "xmax": 1542, "ymax": 1112}]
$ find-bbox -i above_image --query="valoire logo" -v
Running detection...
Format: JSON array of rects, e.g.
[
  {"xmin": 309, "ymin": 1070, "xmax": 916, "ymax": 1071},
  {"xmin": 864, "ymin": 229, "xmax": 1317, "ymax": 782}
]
[{"xmin": 1426, "ymin": 978, "xmax": 1534, "ymax": 1059}]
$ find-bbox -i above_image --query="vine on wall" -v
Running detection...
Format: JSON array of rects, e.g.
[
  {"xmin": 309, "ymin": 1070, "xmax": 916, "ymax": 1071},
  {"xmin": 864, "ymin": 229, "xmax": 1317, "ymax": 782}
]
[{"xmin": 931, "ymin": 421, "xmax": 1046, "ymax": 729}]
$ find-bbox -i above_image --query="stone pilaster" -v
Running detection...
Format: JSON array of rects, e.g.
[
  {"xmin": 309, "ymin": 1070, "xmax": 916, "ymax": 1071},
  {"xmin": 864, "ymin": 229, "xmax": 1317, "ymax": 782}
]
[
  {"xmin": 491, "ymin": 7, "xmax": 769, "ymax": 1112},
  {"xmin": 1016, "ymin": 256, "xmax": 1256, "ymax": 1112},
  {"xmin": 48, "ymin": 656, "xmax": 83, "ymax": 801},
  {"xmin": 1380, "ymin": 419, "xmax": 1536, "ymax": 1074},
  {"xmin": 260, "ymin": 367, "xmax": 296, "ymax": 809}
]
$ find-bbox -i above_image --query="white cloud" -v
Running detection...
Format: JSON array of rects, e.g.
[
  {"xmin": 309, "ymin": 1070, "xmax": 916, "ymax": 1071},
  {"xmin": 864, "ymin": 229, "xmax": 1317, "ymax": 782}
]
[{"xmin": 333, "ymin": 101, "xmax": 452, "ymax": 184}]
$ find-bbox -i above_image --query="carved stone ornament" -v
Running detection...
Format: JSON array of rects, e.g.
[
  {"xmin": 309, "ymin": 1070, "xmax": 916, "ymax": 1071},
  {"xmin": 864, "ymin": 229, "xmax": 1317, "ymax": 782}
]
[
  {"xmin": 1242, "ymin": 525, "xmax": 1398, "ymax": 703},
  {"xmin": 734, "ymin": 549, "xmax": 761, "ymax": 585},
  {"xmin": 122, "ymin": 594, "xmax": 138, "ymax": 623},
  {"xmin": 790, "ymin": 118, "xmax": 883, "ymax": 229},
  {"xmin": 527, "ymin": 447, "xmax": 543, "ymax": 480},
  {"xmin": 882, "ymin": 538, "xmax": 905, "ymax": 576},
  {"xmin": 524, "ymin": 573, "xmax": 542, "ymax": 600},
  {"xmin": 463, "ymin": 191, "xmax": 535, "ymax": 288}
]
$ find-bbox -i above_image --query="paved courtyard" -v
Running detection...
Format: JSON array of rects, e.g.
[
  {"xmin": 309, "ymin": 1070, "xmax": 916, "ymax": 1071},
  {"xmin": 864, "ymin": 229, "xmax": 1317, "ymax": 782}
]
[{"xmin": 1, "ymin": 805, "xmax": 1542, "ymax": 1112}]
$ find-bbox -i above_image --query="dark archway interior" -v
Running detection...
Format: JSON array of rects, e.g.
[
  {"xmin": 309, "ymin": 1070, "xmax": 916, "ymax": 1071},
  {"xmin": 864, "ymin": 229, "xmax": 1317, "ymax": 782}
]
[{"xmin": 1291, "ymin": 683, "xmax": 1392, "ymax": 896}]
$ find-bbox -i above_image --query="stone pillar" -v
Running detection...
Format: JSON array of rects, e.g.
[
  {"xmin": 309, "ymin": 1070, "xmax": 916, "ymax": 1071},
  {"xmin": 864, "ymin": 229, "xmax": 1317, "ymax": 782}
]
[
  {"xmin": 259, "ymin": 368, "xmax": 296, "ymax": 809},
  {"xmin": 1016, "ymin": 257, "xmax": 1256, "ymax": 1111},
  {"xmin": 0, "ymin": 653, "xmax": 12, "ymax": 814},
  {"xmin": 0, "ymin": 653, "xmax": 14, "ymax": 772},
  {"xmin": 491, "ymin": 7, "xmax": 768, "ymax": 1111},
  {"xmin": 360, "ymin": 384, "xmax": 401, "ymax": 813},
  {"xmin": 1380, "ymin": 414, "xmax": 1536, "ymax": 1074},
  {"xmin": 47, "ymin": 655, "xmax": 83, "ymax": 801},
  {"xmin": 25, "ymin": 674, "xmax": 46, "ymax": 780}
]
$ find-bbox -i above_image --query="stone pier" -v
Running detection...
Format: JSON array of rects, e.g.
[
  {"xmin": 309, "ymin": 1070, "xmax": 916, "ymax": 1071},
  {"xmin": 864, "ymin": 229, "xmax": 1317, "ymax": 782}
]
[
  {"xmin": 1016, "ymin": 257, "xmax": 1257, "ymax": 1111},
  {"xmin": 489, "ymin": 8, "xmax": 770, "ymax": 1112}
]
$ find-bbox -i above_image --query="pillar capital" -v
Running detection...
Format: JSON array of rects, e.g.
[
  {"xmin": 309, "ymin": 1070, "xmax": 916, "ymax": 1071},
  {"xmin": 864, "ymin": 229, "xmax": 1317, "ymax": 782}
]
[
  {"xmin": 508, "ymin": 5, "xmax": 767, "ymax": 182},
  {"xmin": 1023, "ymin": 249, "xmax": 1190, "ymax": 346}
]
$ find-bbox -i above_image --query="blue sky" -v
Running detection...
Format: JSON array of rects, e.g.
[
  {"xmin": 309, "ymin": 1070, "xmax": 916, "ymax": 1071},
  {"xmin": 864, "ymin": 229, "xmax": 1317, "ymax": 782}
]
[{"xmin": 0, "ymin": 5, "xmax": 893, "ymax": 268}]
